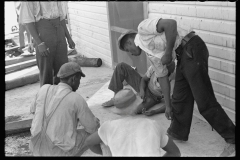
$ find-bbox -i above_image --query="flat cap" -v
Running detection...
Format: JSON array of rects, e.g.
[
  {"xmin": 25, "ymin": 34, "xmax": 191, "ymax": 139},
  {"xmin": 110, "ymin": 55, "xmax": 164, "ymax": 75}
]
[
  {"xmin": 57, "ymin": 62, "xmax": 85, "ymax": 79},
  {"xmin": 118, "ymin": 29, "xmax": 137, "ymax": 51}
]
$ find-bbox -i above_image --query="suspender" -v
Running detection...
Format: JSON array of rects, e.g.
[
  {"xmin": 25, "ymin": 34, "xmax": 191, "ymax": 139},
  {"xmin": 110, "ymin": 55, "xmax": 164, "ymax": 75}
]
[{"xmin": 41, "ymin": 86, "xmax": 71, "ymax": 132}]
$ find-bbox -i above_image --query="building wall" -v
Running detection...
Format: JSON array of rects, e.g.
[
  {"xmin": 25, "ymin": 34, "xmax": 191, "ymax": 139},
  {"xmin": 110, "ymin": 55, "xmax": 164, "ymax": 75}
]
[
  {"xmin": 147, "ymin": 1, "xmax": 236, "ymax": 123},
  {"xmin": 67, "ymin": 2, "xmax": 112, "ymax": 67}
]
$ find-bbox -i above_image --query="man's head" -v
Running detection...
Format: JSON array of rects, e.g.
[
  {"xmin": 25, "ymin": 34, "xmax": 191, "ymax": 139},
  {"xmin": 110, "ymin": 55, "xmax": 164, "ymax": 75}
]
[
  {"xmin": 57, "ymin": 62, "xmax": 86, "ymax": 92},
  {"xmin": 118, "ymin": 30, "xmax": 142, "ymax": 56}
]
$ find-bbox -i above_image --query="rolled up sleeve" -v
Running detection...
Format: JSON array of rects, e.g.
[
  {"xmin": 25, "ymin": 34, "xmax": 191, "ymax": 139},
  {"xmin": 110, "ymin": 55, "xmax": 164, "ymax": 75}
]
[
  {"xmin": 138, "ymin": 17, "xmax": 161, "ymax": 35},
  {"xmin": 76, "ymin": 98, "xmax": 100, "ymax": 134},
  {"xmin": 19, "ymin": 2, "xmax": 37, "ymax": 24}
]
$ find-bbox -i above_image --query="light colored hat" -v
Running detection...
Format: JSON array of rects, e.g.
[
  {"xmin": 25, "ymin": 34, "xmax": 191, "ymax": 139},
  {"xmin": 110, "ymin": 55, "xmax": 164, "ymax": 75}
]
[
  {"xmin": 57, "ymin": 62, "xmax": 85, "ymax": 79},
  {"xmin": 109, "ymin": 88, "xmax": 143, "ymax": 115},
  {"xmin": 113, "ymin": 88, "xmax": 136, "ymax": 109},
  {"xmin": 118, "ymin": 29, "xmax": 137, "ymax": 51}
]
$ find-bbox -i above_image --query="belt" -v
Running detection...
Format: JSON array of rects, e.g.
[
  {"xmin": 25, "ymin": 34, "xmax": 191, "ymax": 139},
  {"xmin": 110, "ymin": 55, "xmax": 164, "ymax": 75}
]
[{"xmin": 181, "ymin": 31, "xmax": 196, "ymax": 48}]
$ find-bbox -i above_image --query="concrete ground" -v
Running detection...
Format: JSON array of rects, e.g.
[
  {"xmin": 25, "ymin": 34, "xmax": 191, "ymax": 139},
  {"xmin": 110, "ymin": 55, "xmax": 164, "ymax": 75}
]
[{"xmin": 5, "ymin": 58, "xmax": 228, "ymax": 157}]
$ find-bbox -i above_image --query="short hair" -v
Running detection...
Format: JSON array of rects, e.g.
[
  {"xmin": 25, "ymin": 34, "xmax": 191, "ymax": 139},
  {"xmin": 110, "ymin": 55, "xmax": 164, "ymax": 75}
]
[{"xmin": 120, "ymin": 33, "xmax": 136, "ymax": 50}]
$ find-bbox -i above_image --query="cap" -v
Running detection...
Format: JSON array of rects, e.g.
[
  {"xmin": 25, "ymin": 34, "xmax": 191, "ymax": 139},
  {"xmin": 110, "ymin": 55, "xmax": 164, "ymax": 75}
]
[
  {"xmin": 118, "ymin": 29, "xmax": 137, "ymax": 51},
  {"xmin": 57, "ymin": 62, "xmax": 85, "ymax": 79}
]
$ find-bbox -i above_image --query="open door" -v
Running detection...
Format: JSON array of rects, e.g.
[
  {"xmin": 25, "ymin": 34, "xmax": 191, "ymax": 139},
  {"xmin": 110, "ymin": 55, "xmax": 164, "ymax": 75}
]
[{"xmin": 108, "ymin": 2, "xmax": 147, "ymax": 76}]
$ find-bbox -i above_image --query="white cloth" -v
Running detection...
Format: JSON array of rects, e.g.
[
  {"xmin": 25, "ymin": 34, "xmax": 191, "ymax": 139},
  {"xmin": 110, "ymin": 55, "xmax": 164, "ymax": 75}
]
[
  {"xmin": 134, "ymin": 17, "xmax": 190, "ymax": 77},
  {"xmin": 30, "ymin": 83, "xmax": 99, "ymax": 155},
  {"xmin": 19, "ymin": 2, "xmax": 67, "ymax": 24},
  {"xmin": 98, "ymin": 116, "xmax": 169, "ymax": 156}
]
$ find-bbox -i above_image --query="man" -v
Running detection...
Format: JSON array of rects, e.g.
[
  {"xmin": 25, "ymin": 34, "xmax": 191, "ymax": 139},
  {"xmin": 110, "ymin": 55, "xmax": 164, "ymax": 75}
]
[
  {"xmin": 19, "ymin": 2, "xmax": 75, "ymax": 86},
  {"xmin": 14, "ymin": 2, "xmax": 33, "ymax": 54},
  {"xmin": 102, "ymin": 60, "xmax": 175, "ymax": 115},
  {"xmin": 29, "ymin": 62, "xmax": 101, "ymax": 156},
  {"xmin": 118, "ymin": 17, "xmax": 235, "ymax": 157},
  {"xmin": 82, "ymin": 116, "xmax": 181, "ymax": 157}
]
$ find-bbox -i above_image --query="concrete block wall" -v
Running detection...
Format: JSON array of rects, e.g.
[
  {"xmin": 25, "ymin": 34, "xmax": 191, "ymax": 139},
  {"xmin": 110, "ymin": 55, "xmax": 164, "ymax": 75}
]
[
  {"xmin": 148, "ymin": 1, "xmax": 236, "ymax": 123},
  {"xmin": 67, "ymin": 2, "xmax": 112, "ymax": 68}
]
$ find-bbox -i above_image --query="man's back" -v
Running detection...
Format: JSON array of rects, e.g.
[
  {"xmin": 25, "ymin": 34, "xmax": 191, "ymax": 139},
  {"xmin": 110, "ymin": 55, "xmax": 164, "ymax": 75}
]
[
  {"xmin": 30, "ymin": 83, "xmax": 99, "ymax": 156},
  {"xmin": 98, "ymin": 116, "xmax": 168, "ymax": 156}
]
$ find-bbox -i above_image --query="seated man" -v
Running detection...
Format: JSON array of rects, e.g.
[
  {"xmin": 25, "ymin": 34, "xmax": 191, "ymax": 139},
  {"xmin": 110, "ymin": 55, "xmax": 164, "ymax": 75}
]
[
  {"xmin": 102, "ymin": 61, "xmax": 175, "ymax": 115},
  {"xmin": 29, "ymin": 62, "xmax": 102, "ymax": 156},
  {"xmin": 82, "ymin": 116, "xmax": 181, "ymax": 157}
]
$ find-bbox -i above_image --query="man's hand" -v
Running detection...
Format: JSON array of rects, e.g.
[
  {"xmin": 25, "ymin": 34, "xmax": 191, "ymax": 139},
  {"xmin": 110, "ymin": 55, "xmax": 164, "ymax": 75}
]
[
  {"xmin": 161, "ymin": 52, "xmax": 172, "ymax": 65},
  {"xmin": 38, "ymin": 42, "xmax": 50, "ymax": 57},
  {"xmin": 142, "ymin": 108, "xmax": 155, "ymax": 116},
  {"xmin": 165, "ymin": 106, "xmax": 173, "ymax": 120},
  {"xmin": 67, "ymin": 37, "xmax": 75, "ymax": 49}
]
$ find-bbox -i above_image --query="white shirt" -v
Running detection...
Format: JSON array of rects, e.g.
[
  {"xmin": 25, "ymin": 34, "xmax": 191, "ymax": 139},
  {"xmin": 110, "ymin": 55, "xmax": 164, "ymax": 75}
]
[
  {"xmin": 134, "ymin": 17, "xmax": 191, "ymax": 77},
  {"xmin": 98, "ymin": 116, "xmax": 169, "ymax": 156},
  {"xmin": 19, "ymin": 2, "xmax": 67, "ymax": 24},
  {"xmin": 30, "ymin": 83, "xmax": 99, "ymax": 152},
  {"xmin": 146, "ymin": 65, "xmax": 175, "ymax": 97}
]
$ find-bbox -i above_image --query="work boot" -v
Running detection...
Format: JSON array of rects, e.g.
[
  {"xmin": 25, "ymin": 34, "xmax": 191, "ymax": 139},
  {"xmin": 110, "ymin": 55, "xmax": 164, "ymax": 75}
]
[
  {"xmin": 102, "ymin": 98, "xmax": 114, "ymax": 107},
  {"xmin": 219, "ymin": 143, "xmax": 235, "ymax": 157}
]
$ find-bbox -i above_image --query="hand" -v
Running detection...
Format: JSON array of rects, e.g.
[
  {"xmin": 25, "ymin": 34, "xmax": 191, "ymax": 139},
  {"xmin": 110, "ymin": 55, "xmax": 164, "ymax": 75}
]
[
  {"xmin": 134, "ymin": 105, "xmax": 144, "ymax": 115},
  {"xmin": 161, "ymin": 52, "xmax": 172, "ymax": 65},
  {"xmin": 142, "ymin": 108, "xmax": 155, "ymax": 116},
  {"xmin": 67, "ymin": 37, "xmax": 75, "ymax": 49},
  {"xmin": 165, "ymin": 106, "xmax": 173, "ymax": 120},
  {"xmin": 38, "ymin": 42, "xmax": 49, "ymax": 57}
]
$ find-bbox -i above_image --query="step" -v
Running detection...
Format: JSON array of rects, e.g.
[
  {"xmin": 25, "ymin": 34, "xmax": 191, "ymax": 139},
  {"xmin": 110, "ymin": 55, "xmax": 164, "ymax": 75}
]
[
  {"xmin": 5, "ymin": 55, "xmax": 36, "ymax": 66},
  {"xmin": 5, "ymin": 59, "xmax": 37, "ymax": 74},
  {"xmin": 5, "ymin": 66, "xmax": 39, "ymax": 91}
]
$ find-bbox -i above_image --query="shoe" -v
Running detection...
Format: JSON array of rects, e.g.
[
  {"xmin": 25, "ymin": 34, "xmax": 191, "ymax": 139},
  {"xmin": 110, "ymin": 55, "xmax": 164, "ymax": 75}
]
[
  {"xmin": 17, "ymin": 48, "xmax": 24, "ymax": 54},
  {"xmin": 219, "ymin": 143, "xmax": 235, "ymax": 157},
  {"xmin": 102, "ymin": 98, "xmax": 114, "ymax": 107},
  {"xmin": 166, "ymin": 132, "xmax": 187, "ymax": 142}
]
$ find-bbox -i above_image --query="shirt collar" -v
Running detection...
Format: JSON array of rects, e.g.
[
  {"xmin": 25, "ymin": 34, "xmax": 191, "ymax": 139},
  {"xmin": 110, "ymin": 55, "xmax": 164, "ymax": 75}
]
[{"xmin": 58, "ymin": 82, "xmax": 73, "ymax": 91}]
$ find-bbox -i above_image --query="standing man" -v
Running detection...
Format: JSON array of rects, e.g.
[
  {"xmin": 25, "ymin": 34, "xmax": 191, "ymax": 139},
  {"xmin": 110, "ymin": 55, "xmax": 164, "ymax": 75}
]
[
  {"xmin": 118, "ymin": 17, "xmax": 235, "ymax": 157},
  {"xmin": 14, "ymin": 1, "xmax": 32, "ymax": 54},
  {"xmin": 19, "ymin": 2, "xmax": 75, "ymax": 86},
  {"xmin": 29, "ymin": 62, "xmax": 101, "ymax": 156}
]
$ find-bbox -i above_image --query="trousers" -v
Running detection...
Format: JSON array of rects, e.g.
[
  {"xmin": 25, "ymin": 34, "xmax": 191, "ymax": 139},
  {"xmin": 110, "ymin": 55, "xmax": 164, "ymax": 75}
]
[
  {"xmin": 167, "ymin": 35, "xmax": 235, "ymax": 144},
  {"xmin": 108, "ymin": 62, "xmax": 162, "ymax": 105},
  {"xmin": 35, "ymin": 18, "xmax": 68, "ymax": 86}
]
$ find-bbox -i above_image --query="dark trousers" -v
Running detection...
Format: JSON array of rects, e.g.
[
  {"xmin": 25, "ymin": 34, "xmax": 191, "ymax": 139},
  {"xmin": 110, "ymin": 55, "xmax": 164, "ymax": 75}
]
[
  {"xmin": 108, "ymin": 62, "xmax": 161, "ymax": 107},
  {"xmin": 35, "ymin": 18, "xmax": 68, "ymax": 86},
  {"xmin": 167, "ymin": 35, "xmax": 235, "ymax": 144}
]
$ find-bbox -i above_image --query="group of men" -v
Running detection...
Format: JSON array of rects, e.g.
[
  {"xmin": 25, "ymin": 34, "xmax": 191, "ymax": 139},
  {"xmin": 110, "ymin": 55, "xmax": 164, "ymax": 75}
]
[{"xmin": 19, "ymin": 1, "xmax": 235, "ymax": 157}]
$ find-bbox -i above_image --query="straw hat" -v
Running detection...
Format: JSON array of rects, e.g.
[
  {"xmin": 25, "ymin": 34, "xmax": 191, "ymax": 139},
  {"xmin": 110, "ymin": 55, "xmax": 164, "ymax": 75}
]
[{"xmin": 110, "ymin": 88, "xmax": 143, "ymax": 115}]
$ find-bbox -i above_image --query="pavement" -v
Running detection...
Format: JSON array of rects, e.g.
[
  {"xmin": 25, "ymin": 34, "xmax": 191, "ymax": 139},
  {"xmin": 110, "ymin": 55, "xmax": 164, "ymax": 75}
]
[{"xmin": 5, "ymin": 54, "xmax": 229, "ymax": 157}]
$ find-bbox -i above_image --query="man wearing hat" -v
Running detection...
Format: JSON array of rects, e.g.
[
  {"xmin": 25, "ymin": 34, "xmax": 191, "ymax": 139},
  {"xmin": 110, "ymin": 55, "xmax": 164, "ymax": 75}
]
[
  {"xmin": 115, "ymin": 17, "xmax": 235, "ymax": 156},
  {"xmin": 29, "ymin": 62, "xmax": 102, "ymax": 156}
]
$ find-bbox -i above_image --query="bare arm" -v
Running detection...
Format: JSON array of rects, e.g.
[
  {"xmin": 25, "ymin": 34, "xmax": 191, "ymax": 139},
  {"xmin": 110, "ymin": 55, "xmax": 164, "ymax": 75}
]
[
  {"xmin": 158, "ymin": 76, "xmax": 172, "ymax": 120},
  {"xmin": 25, "ymin": 23, "xmax": 49, "ymax": 56},
  {"xmin": 162, "ymin": 136, "xmax": 181, "ymax": 157},
  {"xmin": 61, "ymin": 19, "xmax": 75, "ymax": 49},
  {"xmin": 81, "ymin": 131, "xmax": 103, "ymax": 155},
  {"xmin": 24, "ymin": 23, "xmax": 41, "ymax": 45},
  {"xmin": 139, "ymin": 75, "xmax": 150, "ymax": 101},
  {"xmin": 157, "ymin": 19, "xmax": 178, "ymax": 65}
]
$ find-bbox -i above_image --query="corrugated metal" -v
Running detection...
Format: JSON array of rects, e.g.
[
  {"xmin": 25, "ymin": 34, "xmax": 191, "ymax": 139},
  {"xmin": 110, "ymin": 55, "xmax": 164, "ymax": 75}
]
[
  {"xmin": 67, "ymin": 2, "xmax": 112, "ymax": 67},
  {"xmin": 148, "ymin": 1, "xmax": 235, "ymax": 123}
]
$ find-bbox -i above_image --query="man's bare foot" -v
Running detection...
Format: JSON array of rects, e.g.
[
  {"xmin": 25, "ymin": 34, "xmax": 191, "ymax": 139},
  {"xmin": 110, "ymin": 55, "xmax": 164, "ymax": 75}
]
[{"xmin": 102, "ymin": 98, "xmax": 114, "ymax": 107}]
